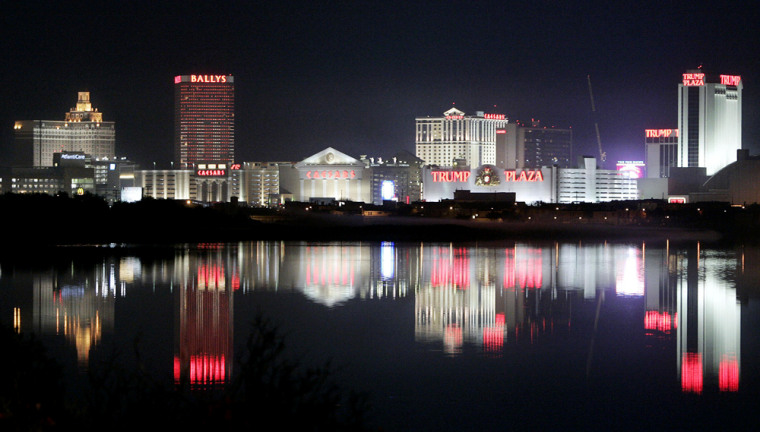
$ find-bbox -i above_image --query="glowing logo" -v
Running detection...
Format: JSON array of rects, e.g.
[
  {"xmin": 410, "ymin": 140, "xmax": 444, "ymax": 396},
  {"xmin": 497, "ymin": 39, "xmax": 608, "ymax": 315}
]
[
  {"xmin": 483, "ymin": 113, "xmax": 506, "ymax": 120},
  {"xmin": 682, "ymin": 73, "xmax": 705, "ymax": 86},
  {"xmin": 645, "ymin": 129, "xmax": 678, "ymax": 138},
  {"xmin": 503, "ymin": 170, "xmax": 544, "ymax": 182},
  {"xmin": 191, "ymin": 75, "xmax": 228, "ymax": 83},
  {"xmin": 306, "ymin": 170, "xmax": 356, "ymax": 179},
  {"xmin": 431, "ymin": 171, "xmax": 470, "ymax": 182},
  {"xmin": 720, "ymin": 75, "xmax": 741, "ymax": 86},
  {"xmin": 197, "ymin": 169, "xmax": 227, "ymax": 177}
]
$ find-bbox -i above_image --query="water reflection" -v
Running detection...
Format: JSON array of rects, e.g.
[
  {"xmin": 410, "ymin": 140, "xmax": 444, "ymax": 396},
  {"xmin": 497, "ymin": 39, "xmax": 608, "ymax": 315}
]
[{"xmin": 0, "ymin": 240, "xmax": 747, "ymax": 395}]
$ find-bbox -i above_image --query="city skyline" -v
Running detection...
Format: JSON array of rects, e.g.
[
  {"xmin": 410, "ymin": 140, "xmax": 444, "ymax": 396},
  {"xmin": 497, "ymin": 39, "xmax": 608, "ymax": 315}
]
[{"xmin": 1, "ymin": 1, "xmax": 759, "ymax": 169}]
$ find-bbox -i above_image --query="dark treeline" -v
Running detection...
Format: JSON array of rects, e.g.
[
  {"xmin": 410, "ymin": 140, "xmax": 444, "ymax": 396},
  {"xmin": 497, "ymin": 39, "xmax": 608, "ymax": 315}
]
[
  {"xmin": 0, "ymin": 317, "xmax": 370, "ymax": 431},
  {"xmin": 4, "ymin": 193, "xmax": 760, "ymax": 248}
]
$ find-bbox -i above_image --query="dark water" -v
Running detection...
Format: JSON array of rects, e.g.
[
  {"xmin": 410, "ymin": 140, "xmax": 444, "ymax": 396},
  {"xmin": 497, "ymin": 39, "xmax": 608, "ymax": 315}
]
[{"xmin": 2, "ymin": 240, "xmax": 760, "ymax": 430}]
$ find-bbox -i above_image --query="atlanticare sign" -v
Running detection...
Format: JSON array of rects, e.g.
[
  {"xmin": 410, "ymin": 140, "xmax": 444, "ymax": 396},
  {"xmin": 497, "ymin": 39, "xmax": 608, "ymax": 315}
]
[{"xmin": 431, "ymin": 170, "xmax": 543, "ymax": 182}]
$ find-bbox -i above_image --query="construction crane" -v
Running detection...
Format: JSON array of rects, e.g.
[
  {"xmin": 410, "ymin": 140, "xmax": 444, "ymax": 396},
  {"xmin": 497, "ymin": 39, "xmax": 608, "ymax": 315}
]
[{"xmin": 587, "ymin": 75, "xmax": 606, "ymax": 165}]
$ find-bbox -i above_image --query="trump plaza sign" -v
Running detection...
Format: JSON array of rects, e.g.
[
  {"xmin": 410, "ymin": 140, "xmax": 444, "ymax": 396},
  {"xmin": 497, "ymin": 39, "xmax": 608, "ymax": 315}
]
[{"xmin": 431, "ymin": 169, "xmax": 544, "ymax": 183}]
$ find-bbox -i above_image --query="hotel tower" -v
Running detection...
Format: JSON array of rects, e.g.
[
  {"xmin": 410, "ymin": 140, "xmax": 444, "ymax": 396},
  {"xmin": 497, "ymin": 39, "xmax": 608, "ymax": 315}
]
[
  {"xmin": 678, "ymin": 70, "xmax": 742, "ymax": 176},
  {"xmin": 174, "ymin": 74, "xmax": 235, "ymax": 169}
]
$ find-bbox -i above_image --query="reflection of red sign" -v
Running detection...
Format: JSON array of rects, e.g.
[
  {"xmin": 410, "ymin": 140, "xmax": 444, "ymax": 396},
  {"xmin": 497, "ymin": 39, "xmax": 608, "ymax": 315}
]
[
  {"xmin": 503, "ymin": 170, "xmax": 544, "ymax": 182},
  {"xmin": 306, "ymin": 170, "xmax": 356, "ymax": 179},
  {"xmin": 683, "ymin": 73, "xmax": 705, "ymax": 86},
  {"xmin": 720, "ymin": 75, "xmax": 741, "ymax": 86},
  {"xmin": 197, "ymin": 169, "xmax": 226, "ymax": 177},
  {"xmin": 645, "ymin": 129, "xmax": 678, "ymax": 138},
  {"xmin": 431, "ymin": 171, "xmax": 470, "ymax": 182}
]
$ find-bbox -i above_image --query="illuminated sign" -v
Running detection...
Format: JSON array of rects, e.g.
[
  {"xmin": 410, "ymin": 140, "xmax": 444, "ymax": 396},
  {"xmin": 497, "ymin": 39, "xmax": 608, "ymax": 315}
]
[
  {"xmin": 230, "ymin": 164, "xmax": 241, "ymax": 170},
  {"xmin": 682, "ymin": 72, "xmax": 705, "ymax": 86},
  {"xmin": 496, "ymin": 129, "xmax": 507, "ymax": 134},
  {"xmin": 61, "ymin": 153, "xmax": 86, "ymax": 160},
  {"xmin": 483, "ymin": 113, "xmax": 506, "ymax": 120},
  {"xmin": 197, "ymin": 169, "xmax": 227, "ymax": 177},
  {"xmin": 175, "ymin": 75, "xmax": 231, "ymax": 84},
  {"xmin": 381, "ymin": 180, "xmax": 395, "ymax": 200},
  {"xmin": 720, "ymin": 75, "xmax": 741, "ymax": 86},
  {"xmin": 306, "ymin": 170, "xmax": 356, "ymax": 179},
  {"xmin": 445, "ymin": 115, "xmax": 464, "ymax": 120},
  {"xmin": 669, "ymin": 197, "xmax": 687, "ymax": 204},
  {"xmin": 503, "ymin": 170, "xmax": 544, "ymax": 182},
  {"xmin": 431, "ymin": 171, "xmax": 470, "ymax": 182},
  {"xmin": 616, "ymin": 161, "xmax": 645, "ymax": 179},
  {"xmin": 645, "ymin": 129, "xmax": 678, "ymax": 138},
  {"xmin": 191, "ymin": 74, "xmax": 228, "ymax": 83}
]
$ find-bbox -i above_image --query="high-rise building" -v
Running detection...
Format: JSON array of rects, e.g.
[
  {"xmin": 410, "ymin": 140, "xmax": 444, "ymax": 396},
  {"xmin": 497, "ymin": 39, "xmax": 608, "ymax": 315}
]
[
  {"xmin": 416, "ymin": 107, "xmax": 508, "ymax": 168},
  {"xmin": 644, "ymin": 128, "xmax": 679, "ymax": 178},
  {"xmin": 497, "ymin": 120, "xmax": 572, "ymax": 169},
  {"xmin": 13, "ymin": 92, "xmax": 115, "ymax": 167},
  {"xmin": 677, "ymin": 70, "xmax": 742, "ymax": 175},
  {"xmin": 174, "ymin": 74, "xmax": 235, "ymax": 169}
]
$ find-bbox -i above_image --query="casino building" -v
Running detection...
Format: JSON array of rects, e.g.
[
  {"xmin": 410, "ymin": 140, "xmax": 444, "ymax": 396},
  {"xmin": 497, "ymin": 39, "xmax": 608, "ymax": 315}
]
[
  {"xmin": 174, "ymin": 74, "xmax": 235, "ymax": 169},
  {"xmin": 416, "ymin": 108, "xmax": 508, "ymax": 168},
  {"xmin": 13, "ymin": 92, "xmax": 115, "ymax": 167},
  {"xmin": 678, "ymin": 70, "xmax": 742, "ymax": 176}
]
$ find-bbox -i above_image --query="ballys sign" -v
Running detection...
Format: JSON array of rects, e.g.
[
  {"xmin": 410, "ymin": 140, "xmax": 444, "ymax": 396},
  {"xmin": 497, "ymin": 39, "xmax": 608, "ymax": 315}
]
[{"xmin": 192, "ymin": 75, "xmax": 227, "ymax": 83}]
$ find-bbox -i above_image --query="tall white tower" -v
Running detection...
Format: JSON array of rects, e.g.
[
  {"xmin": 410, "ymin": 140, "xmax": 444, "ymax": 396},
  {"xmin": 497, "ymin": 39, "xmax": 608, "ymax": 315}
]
[{"xmin": 677, "ymin": 70, "xmax": 742, "ymax": 175}]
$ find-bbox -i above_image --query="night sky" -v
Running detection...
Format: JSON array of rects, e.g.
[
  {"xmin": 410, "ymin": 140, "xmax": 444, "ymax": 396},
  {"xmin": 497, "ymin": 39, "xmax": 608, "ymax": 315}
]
[{"xmin": 2, "ymin": 1, "xmax": 759, "ymax": 169}]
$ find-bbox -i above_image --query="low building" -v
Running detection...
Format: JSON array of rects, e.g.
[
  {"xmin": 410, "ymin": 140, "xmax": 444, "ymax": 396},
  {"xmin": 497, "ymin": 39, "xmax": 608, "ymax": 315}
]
[{"xmin": 279, "ymin": 147, "xmax": 371, "ymax": 204}]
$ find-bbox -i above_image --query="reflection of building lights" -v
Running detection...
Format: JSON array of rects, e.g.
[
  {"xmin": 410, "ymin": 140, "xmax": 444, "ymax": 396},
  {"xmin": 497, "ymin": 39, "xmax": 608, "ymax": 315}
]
[
  {"xmin": 644, "ymin": 311, "xmax": 677, "ymax": 334},
  {"xmin": 682, "ymin": 352, "xmax": 703, "ymax": 393},
  {"xmin": 431, "ymin": 247, "xmax": 469, "ymax": 288},
  {"xmin": 483, "ymin": 313, "xmax": 505, "ymax": 353},
  {"xmin": 381, "ymin": 242, "xmax": 395, "ymax": 280},
  {"xmin": 616, "ymin": 247, "xmax": 644, "ymax": 296},
  {"xmin": 719, "ymin": 354, "xmax": 739, "ymax": 392}
]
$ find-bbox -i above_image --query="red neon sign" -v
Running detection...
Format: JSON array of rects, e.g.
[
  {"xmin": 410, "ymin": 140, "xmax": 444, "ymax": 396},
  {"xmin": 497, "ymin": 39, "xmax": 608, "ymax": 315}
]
[
  {"xmin": 484, "ymin": 113, "xmax": 506, "ymax": 120},
  {"xmin": 306, "ymin": 170, "xmax": 356, "ymax": 179},
  {"xmin": 720, "ymin": 75, "xmax": 741, "ymax": 86},
  {"xmin": 683, "ymin": 73, "xmax": 705, "ymax": 86},
  {"xmin": 645, "ymin": 129, "xmax": 678, "ymax": 138},
  {"xmin": 669, "ymin": 197, "xmax": 686, "ymax": 204},
  {"xmin": 445, "ymin": 115, "xmax": 464, "ymax": 120},
  {"xmin": 230, "ymin": 163, "xmax": 241, "ymax": 170},
  {"xmin": 431, "ymin": 171, "xmax": 470, "ymax": 182},
  {"xmin": 197, "ymin": 169, "xmax": 226, "ymax": 177},
  {"xmin": 503, "ymin": 170, "xmax": 544, "ymax": 182},
  {"xmin": 191, "ymin": 74, "xmax": 228, "ymax": 83},
  {"xmin": 496, "ymin": 129, "xmax": 507, "ymax": 134}
]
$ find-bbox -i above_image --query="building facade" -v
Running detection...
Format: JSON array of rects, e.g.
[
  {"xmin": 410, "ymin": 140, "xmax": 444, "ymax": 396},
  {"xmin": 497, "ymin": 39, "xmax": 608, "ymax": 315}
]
[
  {"xmin": 497, "ymin": 120, "xmax": 572, "ymax": 169},
  {"xmin": 645, "ymin": 128, "xmax": 679, "ymax": 179},
  {"xmin": 279, "ymin": 147, "xmax": 371, "ymax": 204},
  {"xmin": 363, "ymin": 150, "xmax": 424, "ymax": 205},
  {"xmin": 174, "ymin": 75, "xmax": 235, "ymax": 169},
  {"xmin": 13, "ymin": 92, "xmax": 115, "ymax": 167},
  {"xmin": 416, "ymin": 108, "xmax": 508, "ymax": 168},
  {"xmin": 678, "ymin": 70, "xmax": 742, "ymax": 175}
]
